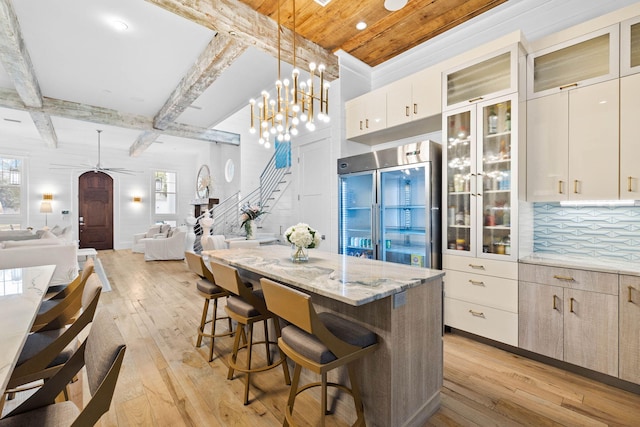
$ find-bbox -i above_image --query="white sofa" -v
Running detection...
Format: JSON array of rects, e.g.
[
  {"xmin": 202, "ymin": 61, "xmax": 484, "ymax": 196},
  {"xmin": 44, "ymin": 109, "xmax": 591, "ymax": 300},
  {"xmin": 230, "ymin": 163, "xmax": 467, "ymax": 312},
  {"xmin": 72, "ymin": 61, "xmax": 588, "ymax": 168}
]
[
  {"xmin": 143, "ymin": 229, "xmax": 187, "ymax": 261},
  {"xmin": 0, "ymin": 240, "xmax": 79, "ymax": 286},
  {"xmin": 132, "ymin": 224, "xmax": 172, "ymax": 253}
]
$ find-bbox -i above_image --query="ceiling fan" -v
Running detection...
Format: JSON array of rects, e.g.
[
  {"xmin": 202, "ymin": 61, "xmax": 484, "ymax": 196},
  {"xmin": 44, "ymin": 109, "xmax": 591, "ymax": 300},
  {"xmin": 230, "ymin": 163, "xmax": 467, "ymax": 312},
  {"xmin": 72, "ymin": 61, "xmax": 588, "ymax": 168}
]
[{"xmin": 51, "ymin": 130, "xmax": 142, "ymax": 175}]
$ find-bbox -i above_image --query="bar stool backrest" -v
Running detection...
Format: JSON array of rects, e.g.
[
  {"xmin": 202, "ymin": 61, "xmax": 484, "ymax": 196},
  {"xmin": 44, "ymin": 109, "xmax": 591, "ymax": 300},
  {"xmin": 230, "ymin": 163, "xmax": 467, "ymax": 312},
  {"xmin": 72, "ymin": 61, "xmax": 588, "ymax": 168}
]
[
  {"xmin": 260, "ymin": 278, "xmax": 361, "ymax": 359},
  {"xmin": 210, "ymin": 261, "xmax": 268, "ymax": 314},
  {"xmin": 185, "ymin": 251, "xmax": 205, "ymax": 278}
]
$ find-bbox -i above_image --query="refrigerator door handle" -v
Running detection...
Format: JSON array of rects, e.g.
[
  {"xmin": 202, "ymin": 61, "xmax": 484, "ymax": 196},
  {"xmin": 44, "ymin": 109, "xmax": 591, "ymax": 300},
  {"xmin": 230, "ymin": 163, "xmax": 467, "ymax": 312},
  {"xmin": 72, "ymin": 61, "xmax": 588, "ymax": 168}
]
[{"xmin": 373, "ymin": 203, "xmax": 380, "ymax": 259}]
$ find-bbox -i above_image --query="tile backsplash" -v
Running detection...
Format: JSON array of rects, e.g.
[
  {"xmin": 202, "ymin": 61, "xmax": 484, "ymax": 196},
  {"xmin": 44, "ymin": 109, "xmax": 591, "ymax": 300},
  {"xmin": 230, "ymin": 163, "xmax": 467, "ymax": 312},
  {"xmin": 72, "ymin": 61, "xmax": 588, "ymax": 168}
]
[{"xmin": 533, "ymin": 203, "xmax": 640, "ymax": 261}]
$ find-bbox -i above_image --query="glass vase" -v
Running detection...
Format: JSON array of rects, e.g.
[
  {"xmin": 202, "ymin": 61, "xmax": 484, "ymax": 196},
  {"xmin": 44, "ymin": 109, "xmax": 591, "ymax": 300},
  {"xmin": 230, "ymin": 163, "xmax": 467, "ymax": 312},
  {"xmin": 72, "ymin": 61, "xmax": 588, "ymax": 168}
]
[
  {"xmin": 290, "ymin": 245, "xmax": 309, "ymax": 263},
  {"xmin": 244, "ymin": 220, "xmax": 256, "ymax": 240}
]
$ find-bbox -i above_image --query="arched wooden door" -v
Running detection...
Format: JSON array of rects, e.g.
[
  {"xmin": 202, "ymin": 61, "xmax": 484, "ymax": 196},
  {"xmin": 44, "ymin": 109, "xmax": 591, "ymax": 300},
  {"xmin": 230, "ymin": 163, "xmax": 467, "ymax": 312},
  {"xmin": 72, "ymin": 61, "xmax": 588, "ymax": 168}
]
[{"xmin": 79, "ymin": 171, "xmax": 113, "ymax": 250}]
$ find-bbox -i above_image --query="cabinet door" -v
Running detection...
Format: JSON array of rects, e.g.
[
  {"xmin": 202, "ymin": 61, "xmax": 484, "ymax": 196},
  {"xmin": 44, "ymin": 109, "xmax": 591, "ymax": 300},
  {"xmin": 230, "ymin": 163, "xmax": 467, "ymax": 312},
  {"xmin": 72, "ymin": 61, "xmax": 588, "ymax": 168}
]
[
  {"xmin": 526, "ymin": 93, "xmax": 569, "ymax": 202},
  {"xmin": 365, "ymin": 89, "xmax": 387, "ymax": 134},
  {"xmin": 619, "ymin": 276, "xmax": 640, "ymax": 384},
  {"xmin": 621, "ymin": 15, "xmax": 640, "ymax": 76},
  {"xmin": 620, "ymin": 74, "xmax": 640, "ymax": 199},
  {"xmin": 412, "ymin": 67, "xmax": 441, "ymax": 121},
  {"xmin": 568, "ymin": 79, "xmax": 619, "ymax": 200},
  {"xmin": 564, "ymin": 288, "xmax": 618, "ymax": 376},
  {"xmin": 386, "ymin": 77, "xmax": 413, "ymax": 128},
  {"xmin": 345, "ymin": 97, "xmax": 364, "ymax": 139},
  {"xmin": 519, "ymin": 281, "xmax": 563, "ymax": 359}
]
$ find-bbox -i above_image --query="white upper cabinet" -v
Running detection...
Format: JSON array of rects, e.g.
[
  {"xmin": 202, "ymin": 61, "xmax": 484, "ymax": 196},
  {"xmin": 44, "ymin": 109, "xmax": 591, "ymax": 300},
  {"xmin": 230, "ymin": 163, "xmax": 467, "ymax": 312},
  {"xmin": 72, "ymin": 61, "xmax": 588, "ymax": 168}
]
[
  {"xmin": 621, "ymin": 15, "xmax": 640, "ymax": 76},
  {"xmin": 527, "ymin": 79, "xmax": 619, "ymax": 202},
  {"xmin": 345, "ymin": 88, "xmax": 387, "ymax": 140},
  {"xmin": 387, "ymin": 67, "xmax": 441, "ymax": 128},
  {"xmin": 443, "ymin": 45, "xmax": 519, "ymax": 110},
  {"xmin": 527, "ymin": 25, "xmax": 619, "ymax": 99},
  {"xmin": 620, "ymin": 73, "xmax": 640, "ymax": 199}
]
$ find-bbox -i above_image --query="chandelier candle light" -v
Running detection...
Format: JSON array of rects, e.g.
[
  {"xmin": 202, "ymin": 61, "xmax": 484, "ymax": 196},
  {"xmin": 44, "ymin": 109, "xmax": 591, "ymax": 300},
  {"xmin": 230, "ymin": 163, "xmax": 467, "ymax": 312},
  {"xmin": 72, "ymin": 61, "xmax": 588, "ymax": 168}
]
[{"xmin": 249, "ymin": 0, "xmax": 330, "ymax": 147}]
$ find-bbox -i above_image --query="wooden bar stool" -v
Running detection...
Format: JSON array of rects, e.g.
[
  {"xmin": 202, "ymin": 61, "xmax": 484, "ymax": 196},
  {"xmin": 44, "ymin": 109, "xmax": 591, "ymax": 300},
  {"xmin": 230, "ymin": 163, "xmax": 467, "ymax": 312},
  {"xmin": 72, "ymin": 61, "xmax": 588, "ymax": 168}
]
[
  {"xmin": 209, "ymin": 261, "xmax": 291, "ymax": 405},
  {"xmin": 185, "ymin": 252, "xmax": 233, "ymax": 362},
  {"xmin": 260, "ymin": 278, "xmax": 378, "ymax": 427}
]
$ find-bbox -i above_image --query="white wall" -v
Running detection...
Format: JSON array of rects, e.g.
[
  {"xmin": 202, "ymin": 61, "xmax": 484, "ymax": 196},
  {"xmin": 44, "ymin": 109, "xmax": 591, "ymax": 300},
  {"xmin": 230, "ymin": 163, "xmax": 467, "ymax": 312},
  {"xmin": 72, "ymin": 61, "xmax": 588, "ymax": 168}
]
[{"xmin": 0, "ymin": 133, "xmax": 213, "ymax": 249}]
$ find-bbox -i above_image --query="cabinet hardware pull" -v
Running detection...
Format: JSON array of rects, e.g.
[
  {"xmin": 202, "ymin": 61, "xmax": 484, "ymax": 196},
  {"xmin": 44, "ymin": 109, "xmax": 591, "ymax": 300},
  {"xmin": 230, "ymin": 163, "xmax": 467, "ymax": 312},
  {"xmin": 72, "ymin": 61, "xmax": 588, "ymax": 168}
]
[
  {"xmin": 413, "ymin": 103, "xmax": 418, "ymax": 115},
  {"xmin": 359, "ymin": 120, "xmax": 363, "ymax": 131},
  {"xmin": 552, "ymin": 294, "xmax": 558, "ymax": 310},
  {"xmin": 558, "ymin": 180, "xmax": 564, "ymax": 194},
  {"xmin": 629, "ymin": 286, "xmax": 634, "ymax": 303},
  {"xmin": 553, "ymin": 275, "xmax": 574, "ymax": 281},
  {"xmin": 468, "ymin": 97, "xmax": 484, "ymax": 103},
  {"xmin": 559, "ymin": 83, "xmax": 578, "ymax": 90},
  {"xmin": 468, "ymin": 280, "xmax": 485, "ymax": 286},
  {"xmin": 365, "ymin": 119, "xmax": 369, "ymax": 129},
  {"xmin": 573, "ymin": 180, "xmax": 579, "ymax": 194},
  {"xmin": 628, "ymin": 176, "xmax": 633, "ymax": 193},
  {"xmin": 405, "ymin": 106, "xmax": 410, "ymax": 117},
  {"xmin": 570, "ymin": 297, "xmax": 575, "ymax": 313},
  {"xmin": 468, "ymin": 264, "xmax": 485, "ymax": 270},
  {"xmin": 468, "ymin": 309, "xmax": 485, "ymax": 317}
]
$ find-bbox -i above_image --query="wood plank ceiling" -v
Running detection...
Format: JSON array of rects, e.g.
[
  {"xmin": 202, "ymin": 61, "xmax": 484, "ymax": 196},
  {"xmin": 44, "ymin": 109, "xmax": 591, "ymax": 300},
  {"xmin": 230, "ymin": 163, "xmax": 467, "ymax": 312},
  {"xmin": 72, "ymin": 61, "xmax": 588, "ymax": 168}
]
[{"xmin": 237, "ymin": 0, "xmax": 508, "ymax": 67}]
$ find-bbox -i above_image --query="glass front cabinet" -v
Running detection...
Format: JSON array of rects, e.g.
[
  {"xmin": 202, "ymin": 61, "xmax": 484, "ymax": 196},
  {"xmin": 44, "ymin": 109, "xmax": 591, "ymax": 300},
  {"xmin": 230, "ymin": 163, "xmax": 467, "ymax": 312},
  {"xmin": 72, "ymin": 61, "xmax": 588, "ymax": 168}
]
[{"xmin": 443, "ymin": 94, "xmax": 518, "ymax": 260}]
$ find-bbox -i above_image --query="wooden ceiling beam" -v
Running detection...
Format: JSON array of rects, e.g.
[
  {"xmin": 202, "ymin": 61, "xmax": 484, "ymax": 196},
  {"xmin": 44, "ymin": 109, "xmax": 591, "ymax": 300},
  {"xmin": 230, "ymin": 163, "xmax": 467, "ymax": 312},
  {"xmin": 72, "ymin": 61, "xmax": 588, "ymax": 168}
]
[
  {"xmin": 145, "ymin": 0, "xmax": 339, "ymax": 80},
  {"xmin": 153, "ymin": 32, "xmax": 247, "ymax": 130},
  {"xmin": 0, "ymin": 0, "xmax": 58, "ymax": 147},
  {"xmin": 0, "ymin": 87, "xmax": 240, "ymax": 148}
]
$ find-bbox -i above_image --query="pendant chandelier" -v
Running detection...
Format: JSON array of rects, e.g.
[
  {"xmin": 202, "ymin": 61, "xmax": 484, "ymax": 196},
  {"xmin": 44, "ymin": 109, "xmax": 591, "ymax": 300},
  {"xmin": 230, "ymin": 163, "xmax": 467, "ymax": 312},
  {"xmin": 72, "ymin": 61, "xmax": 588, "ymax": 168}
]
[{"xmin": 249, "ymin": 0, "xmax": 330, "ymax": 147}]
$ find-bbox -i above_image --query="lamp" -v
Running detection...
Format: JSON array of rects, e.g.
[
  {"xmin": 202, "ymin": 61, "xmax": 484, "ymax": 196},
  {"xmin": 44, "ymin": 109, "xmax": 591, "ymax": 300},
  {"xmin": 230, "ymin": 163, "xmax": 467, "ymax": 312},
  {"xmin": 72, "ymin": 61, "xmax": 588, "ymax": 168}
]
[
  {"xmin": 40, "ymin": 201, "xmax": 52, "ymax": 227},
  {"xmin": 248, "ymin": 0, "xmax": 330, "ymax": 148}
]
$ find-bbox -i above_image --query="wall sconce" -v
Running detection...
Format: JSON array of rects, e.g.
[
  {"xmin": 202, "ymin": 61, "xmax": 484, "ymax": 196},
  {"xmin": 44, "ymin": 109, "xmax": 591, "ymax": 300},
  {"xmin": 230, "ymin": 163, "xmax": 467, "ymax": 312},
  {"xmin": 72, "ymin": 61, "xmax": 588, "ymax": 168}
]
[
  {"xmin": 133, "ymin": 196, "xmax": 142, "ymax": 203},
  {"xmin": 42, "ymin": 193, "xmax": 53, "ymax": 201}
]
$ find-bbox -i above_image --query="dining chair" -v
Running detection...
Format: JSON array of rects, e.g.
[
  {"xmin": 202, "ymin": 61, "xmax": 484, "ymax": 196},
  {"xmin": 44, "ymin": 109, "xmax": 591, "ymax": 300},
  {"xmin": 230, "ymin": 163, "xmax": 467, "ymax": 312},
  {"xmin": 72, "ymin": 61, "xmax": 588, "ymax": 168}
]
[
  {"xmin": 32, "ymin": 258, "xmax": 95, "ymax": 332},
  {"xmin": 3, "ymin": 274, "xmax": 102, "ymax": 404},
  {"xmin": 260, "ymin": 278, "xmax": 379, "ymax": 426},
  {"xmin": 0, "ymin": 310, "xmax": 126, "ymax": 426},
  {"xmin": 209, "ymin": 261, "xmax": 290, "ymax": 405},
  {"xmin": 185, "ymin": 251, "xmax": 234, "ymax": 362}
]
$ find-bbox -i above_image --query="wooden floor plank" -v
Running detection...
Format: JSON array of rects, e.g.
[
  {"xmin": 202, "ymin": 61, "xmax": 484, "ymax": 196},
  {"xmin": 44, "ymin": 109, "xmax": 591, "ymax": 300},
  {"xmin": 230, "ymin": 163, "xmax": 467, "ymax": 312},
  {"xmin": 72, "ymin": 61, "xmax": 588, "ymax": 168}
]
[{"xmin": 4, "ymin": 249, "xmax": 640, "ymax": 427}]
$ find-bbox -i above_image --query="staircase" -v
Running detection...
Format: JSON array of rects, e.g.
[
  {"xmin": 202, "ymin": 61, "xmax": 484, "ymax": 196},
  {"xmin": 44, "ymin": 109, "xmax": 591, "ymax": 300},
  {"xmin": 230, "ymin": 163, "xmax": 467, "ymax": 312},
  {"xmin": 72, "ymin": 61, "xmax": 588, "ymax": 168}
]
[{"xmin": 193, "ymin": 143, "xmax": 292, "ymax": 252}]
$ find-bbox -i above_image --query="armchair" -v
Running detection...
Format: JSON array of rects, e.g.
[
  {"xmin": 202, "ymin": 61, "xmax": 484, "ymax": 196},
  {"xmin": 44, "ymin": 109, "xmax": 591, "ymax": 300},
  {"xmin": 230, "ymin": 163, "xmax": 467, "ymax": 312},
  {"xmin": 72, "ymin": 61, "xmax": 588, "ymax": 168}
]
[{"xmin": 143, "ymin": 228, "xmax": 187, "ymax": 261}]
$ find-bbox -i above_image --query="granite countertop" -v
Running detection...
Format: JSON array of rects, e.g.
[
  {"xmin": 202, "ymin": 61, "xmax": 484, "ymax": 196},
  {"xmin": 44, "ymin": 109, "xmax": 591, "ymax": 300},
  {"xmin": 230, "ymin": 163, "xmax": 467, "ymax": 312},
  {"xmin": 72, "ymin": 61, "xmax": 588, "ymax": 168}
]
[
  {"xmin": 519, "ymin": 253, "xmax": 640, "ymax": 276},
  {"xmin": 203, "ymin": 245, "xmax": 444, "ymax": 306}
]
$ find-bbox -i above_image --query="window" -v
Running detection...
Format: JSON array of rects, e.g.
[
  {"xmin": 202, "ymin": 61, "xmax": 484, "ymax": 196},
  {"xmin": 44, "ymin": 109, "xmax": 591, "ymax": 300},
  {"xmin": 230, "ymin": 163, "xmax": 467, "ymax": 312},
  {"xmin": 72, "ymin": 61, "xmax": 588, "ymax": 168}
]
[
  {"xmin": 0, "ymin": 157, "xmax": 22, "ymax": 215},
  {"xmin": 154, "ymin": 171, "xmax": 177, "ymax": 215}
]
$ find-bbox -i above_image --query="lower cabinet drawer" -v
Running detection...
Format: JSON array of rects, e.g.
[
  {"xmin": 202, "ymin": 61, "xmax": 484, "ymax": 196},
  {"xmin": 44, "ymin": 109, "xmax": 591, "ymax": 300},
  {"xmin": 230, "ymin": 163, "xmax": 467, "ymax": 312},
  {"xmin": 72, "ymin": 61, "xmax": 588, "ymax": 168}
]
[
  {"xmin": 444, "ymin": 297, "xmax": 518, "ymax": 346},
  {"xmin": 444, "ymin": 269, "xmax": 518, "ymax": 313},
  {"xmin": 444, "ymin": 255, "xmax": 518, "ymax": 280}
]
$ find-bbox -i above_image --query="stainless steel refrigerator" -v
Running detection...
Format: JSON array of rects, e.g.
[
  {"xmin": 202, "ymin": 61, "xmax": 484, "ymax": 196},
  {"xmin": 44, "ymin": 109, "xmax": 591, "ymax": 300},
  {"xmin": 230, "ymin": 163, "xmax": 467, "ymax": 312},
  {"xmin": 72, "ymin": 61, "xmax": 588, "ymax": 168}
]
[{"xmin": 337, "ymin": 141, "xmax": 442, "ymax": 269}]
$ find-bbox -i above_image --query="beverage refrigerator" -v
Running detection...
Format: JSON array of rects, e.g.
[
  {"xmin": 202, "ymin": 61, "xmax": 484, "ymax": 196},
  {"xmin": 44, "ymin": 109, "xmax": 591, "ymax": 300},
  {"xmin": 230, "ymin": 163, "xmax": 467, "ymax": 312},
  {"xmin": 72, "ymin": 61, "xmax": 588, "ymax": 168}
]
[{"xmin": 337, "ymin": 141, "xmax": 442, "ymax": 269}]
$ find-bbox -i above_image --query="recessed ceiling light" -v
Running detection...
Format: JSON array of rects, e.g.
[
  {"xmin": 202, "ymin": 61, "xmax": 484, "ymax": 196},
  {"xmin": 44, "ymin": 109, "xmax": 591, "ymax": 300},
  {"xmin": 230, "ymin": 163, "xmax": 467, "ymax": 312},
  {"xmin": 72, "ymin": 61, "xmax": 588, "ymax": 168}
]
[
  {"xmin": 314, "ymin": 0, "xmax": 332, "ymax": 6},
  {"xmin": 356, "ymin": 21, "xmax": 367, "ymax": 30},
  {"xmin": 384, "ymin": 0, "xmax": 408, "ymax": 11},
  {"xmin": 111, "ymin": 20, "xmax": 129, "ymax": 31}
]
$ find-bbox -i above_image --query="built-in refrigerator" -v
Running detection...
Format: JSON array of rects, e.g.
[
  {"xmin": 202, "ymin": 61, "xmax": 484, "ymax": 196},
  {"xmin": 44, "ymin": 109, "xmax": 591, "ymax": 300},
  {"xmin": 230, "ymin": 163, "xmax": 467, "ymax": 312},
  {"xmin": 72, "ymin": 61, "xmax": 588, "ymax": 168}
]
[{"xmin": 337, "ymin": 141, "xmax": 442, "ymax": 269}]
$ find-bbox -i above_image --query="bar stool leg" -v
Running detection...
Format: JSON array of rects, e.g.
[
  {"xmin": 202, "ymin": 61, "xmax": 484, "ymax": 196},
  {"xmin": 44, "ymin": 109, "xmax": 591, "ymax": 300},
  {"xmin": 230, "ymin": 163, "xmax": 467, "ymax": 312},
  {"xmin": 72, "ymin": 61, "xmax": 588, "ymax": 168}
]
[
  {"xmin": 321, "ymin": 372, "xmax": 328, "ymax": 426},
  {"xmin": 263, "ymin": 320, "xmax": 272, "ymax": 365},
  {"xmin": 209, "ymin": 298, "xmax": 219, "ymax": 362},
  {"xmin": 273, "ymin": 318, "xmax": 291, "ymax": 385},
  {"xmin": 228, "ymin": 323, "xmax": 244, "ymax": 380},
  {"xmin": 196, "ymin": 298, "xmax": 210, "ymax": 347},
  {"xmin": 284, "ymin": 364, "xmax": 302, "ymax": 427},
  {"xmin": 244, "ymin": 322, "xmax": 254, "ymax": 405},
  {"xmin": 347, "ymin": 364, "xmax": 366, "ymax": 425}
]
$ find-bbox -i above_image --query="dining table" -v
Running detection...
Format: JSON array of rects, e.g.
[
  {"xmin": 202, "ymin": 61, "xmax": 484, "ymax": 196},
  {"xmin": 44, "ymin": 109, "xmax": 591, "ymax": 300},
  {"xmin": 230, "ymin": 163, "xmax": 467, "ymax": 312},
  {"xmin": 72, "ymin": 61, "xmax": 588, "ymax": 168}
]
[
  {"xmin": 204, "ymin": 245, "xmax": 445, "ymax": 427},
  {"xmin": 0, "ymin": 264, "xmax": 55, "ymax": 394}
]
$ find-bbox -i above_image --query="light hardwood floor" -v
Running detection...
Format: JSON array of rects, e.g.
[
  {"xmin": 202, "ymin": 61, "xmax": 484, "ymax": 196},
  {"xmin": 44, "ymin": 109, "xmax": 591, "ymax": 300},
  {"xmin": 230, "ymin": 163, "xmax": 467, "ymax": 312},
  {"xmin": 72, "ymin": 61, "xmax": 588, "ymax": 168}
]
[{"xmin": 8, "ymin": 249, "xmax": 640, "ymax": 426}]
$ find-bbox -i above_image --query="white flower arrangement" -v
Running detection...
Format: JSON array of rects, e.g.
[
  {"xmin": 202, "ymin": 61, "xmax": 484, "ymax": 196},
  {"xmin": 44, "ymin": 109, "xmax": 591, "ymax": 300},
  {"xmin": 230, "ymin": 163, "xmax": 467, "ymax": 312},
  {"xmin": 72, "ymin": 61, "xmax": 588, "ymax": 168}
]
[{"xmin": 284, "ymin": 223, "xmax": 321, "ymax": 249}]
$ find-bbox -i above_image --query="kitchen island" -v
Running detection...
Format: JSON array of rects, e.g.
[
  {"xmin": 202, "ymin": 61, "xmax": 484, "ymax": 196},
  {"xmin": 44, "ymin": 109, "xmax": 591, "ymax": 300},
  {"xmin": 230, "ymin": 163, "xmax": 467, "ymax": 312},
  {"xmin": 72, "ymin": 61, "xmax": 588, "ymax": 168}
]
[{"xmin": 204, "ymin": 245, "xmax": 444, "ymax": 427}]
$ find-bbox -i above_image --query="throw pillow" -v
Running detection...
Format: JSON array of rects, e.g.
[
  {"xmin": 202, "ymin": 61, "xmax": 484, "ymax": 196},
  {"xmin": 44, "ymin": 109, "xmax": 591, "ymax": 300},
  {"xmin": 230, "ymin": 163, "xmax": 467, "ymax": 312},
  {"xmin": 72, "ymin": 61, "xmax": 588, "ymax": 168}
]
[
  {"xmin": 50, "ymin": 225, "xmax": 62, "ymax": 236},
  {"xmin": 160, "ymin": 224, "xmax": 171, "ymax": 236},
  {"xmin": 145, "ymin": 225, "xmax": 161, "ymax": 238},
  {"xmin": 40, "ymin": 230, "xmax": 57, "ymax": 239}
]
